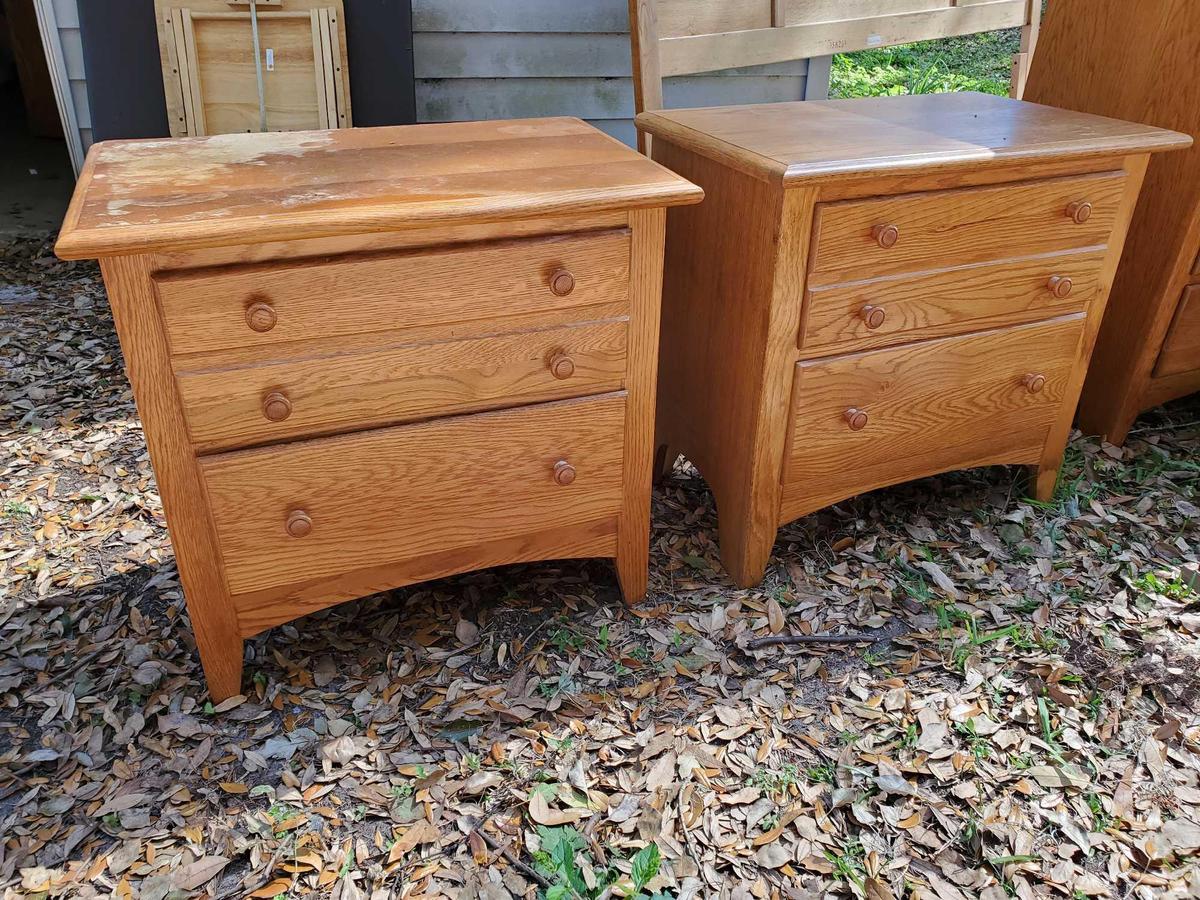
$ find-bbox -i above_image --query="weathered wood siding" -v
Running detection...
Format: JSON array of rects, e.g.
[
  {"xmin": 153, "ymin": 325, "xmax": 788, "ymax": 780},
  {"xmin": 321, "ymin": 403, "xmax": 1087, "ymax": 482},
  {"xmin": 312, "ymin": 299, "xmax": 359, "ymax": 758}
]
[{"xmin": 412, "ymin": 0, "xmax": 827, "ymax": 147}]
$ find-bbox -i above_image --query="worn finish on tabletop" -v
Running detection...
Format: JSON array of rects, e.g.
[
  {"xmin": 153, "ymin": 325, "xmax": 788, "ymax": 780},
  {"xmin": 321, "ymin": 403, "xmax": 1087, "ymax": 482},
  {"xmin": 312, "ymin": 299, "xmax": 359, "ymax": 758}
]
[
  {"xmin": 639, "ymin": 93, "xmax": 1187, "ymax": 586},
  {"xmin": 57, "ymin": 117, "xmax": 701, "ymax": 700}
]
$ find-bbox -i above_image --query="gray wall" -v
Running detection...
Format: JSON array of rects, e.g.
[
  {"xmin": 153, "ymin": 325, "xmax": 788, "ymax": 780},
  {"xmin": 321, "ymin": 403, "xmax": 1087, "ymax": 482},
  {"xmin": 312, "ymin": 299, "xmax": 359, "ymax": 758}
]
[{"xmin": 412, "ymin": 0, "xmax": 829, "ymax": 147}]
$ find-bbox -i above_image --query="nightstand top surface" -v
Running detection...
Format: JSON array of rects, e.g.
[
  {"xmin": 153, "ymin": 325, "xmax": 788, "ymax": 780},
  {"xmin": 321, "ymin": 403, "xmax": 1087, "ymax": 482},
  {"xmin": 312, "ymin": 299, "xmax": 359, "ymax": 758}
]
[
  {"xmin": 56, "ymin": 117, "xmax": 703, "ymax": 259},
  {"xmin": 636, "ymin": 92, "xmax": 1191, "ymax": 185}
]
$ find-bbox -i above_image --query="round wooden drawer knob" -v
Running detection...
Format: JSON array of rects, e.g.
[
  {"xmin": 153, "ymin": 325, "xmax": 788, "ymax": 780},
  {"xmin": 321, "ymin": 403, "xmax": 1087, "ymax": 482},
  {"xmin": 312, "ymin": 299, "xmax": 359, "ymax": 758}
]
[
  {"xmin": 1023, "ymin": 373, "xmax": 1047, "ymax": 394},
  {"xmin": 553, "ymin": 460, "xmax": 577, "ymax": 486},
  {"xmin": 844, "ymin": 408, "xmax": 869, "ymax": 431},
  {"xmin": 860, "ymin": 305, "xmax": 887, "ymax": 329},
  {"xmin": 549, "ymin": 353, "xmax": 575, "ymax": 379},
  {"xmin": 872, "ymin": 224, "xmax": 900, "ymax": 249},
  {"xmin": 263, "ymin": 391, "xmax": 292, "ymax": 422},
  {"xmin": 286, "ymin": 510, "xmax": 312, "ymax": 538},
  {"xmin": 549, "ymin": 269, "xmax": 576, "ymax": 297},
  {"xmin": 1066, "ymin": 201, "xmax": 1092, "ymax": 224},
  {"xmin": 1047, "ymin": 275, "xmax": 1073, "ymax": 299},
  {"xmin": 245, "ymin": 301, "xmax": 277, "ymax": 333}
]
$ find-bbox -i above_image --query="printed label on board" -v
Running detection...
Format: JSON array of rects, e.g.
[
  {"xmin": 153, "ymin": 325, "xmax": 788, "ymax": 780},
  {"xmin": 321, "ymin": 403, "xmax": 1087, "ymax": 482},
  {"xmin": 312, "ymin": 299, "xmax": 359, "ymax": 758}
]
[{"xmin": 265, "ymin": 48, "xmax": 275, "ymax": 71}]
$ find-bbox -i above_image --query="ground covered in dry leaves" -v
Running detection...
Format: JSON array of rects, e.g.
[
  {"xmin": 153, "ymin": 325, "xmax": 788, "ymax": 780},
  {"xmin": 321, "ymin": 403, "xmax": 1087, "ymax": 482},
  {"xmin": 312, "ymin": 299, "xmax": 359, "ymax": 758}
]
[{"xmin": 2, "ymin": 231, "xmax": 1200, "ymax": 900}]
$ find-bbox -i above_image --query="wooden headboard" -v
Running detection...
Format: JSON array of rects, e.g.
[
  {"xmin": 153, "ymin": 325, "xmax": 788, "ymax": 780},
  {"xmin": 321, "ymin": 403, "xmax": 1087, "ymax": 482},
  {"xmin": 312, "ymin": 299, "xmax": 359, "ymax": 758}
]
[{"xmin": 629, "ymin": 0, "xmax": 1042, "ymax": 151}]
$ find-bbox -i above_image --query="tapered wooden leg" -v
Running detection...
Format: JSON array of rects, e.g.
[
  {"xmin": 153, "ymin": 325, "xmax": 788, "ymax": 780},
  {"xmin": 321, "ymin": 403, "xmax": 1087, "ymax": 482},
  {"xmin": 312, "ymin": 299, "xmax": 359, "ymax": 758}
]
[
  {"xmin": 193, "ymin": 614, "xmax": 245, "ymax": 702},
  {"xmin": 1031, "ymin": 464, "xmax": 1060, "ymax": 504},
  {"xmin": 615, "ymin": 544, "xmax": 648, "ymax": 606},
  {"xmin": 717, "ymin": 515, "xmax": 775, "ymax": 589}
]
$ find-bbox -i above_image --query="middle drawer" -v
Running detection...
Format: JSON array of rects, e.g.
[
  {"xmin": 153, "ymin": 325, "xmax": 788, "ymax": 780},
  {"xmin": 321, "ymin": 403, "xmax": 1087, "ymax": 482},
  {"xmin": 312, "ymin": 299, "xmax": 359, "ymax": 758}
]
[{"xmin": 176, "ymin": 320, "xmax": 628, "ymax": 452}]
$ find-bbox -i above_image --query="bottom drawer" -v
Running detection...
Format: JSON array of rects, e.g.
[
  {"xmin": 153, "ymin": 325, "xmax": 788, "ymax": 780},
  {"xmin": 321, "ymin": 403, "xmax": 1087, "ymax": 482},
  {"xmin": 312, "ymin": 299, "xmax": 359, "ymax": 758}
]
[
  {"xmin": 779, "ymin": 315, "xmax": 1085, "ymax": 521},
  {"xmin": 1154, "ymin": 286, "xmax": 1200, "ymax": 378},
  {"xmin": 201, "ymin": 393, "xmax": 626, "ymax": 597}
]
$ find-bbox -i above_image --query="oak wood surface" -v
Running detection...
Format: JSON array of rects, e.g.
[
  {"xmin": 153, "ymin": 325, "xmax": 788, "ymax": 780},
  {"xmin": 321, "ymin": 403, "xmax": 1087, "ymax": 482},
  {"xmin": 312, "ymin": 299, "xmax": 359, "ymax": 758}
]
[
  {"xmin": 1155, "ymin": 286, "xmax": 1200, "ymax": 378},
  {"xmin": 98, "ymin": 255, "xmax": 245, "ymax": 701},
  {"xmin": 616, "ymin": 209, "xmax": 668, "ymax": 602},
  {"xmin": 55, "ymin": 118, "xmax": 702, "ymax": 259},
  {"xmin": 202, "ymin": 394, "xmax": 627, "ymax": 597},
  {"xmin": 808, "ymin": 172, "xmax": 1125, "ymax": 283},
  {"xmin": 780, "ymin": 315, "xmax": 1084, "ymax": 522},
  {"xmin": 176, "ymin": 320, "xmax": 629, "ymax": 452},
  {"xmin": 635, "ymin": 93, "xmax": 1188, "ymax": 186},
  {"xmin": 650, "ymin": 138, "xmax": 813, "ymax": 586},
  {"xmin": 647, "ymin": 95, "xmax": 1184, "ymax": 588},
  {"xmin": 801, "ymin": 249, "xmax": 1104, "ymax": 355},
  {"xmin": 1024, "ymin": 0, "xmax": 1200, "ymax": 443},
  {"xmin": 233, "ymin": 519, "xmax": 618, "ymax": 636},
  {"xmin": 155, "ymin": 230, "xmax": 631, "ymax": 355}
]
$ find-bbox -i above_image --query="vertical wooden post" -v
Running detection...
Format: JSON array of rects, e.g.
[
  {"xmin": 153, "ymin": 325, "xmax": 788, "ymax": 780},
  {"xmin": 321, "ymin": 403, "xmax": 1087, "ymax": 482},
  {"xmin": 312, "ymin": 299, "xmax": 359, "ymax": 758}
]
[
  {"xmin": 629, "ymin": 0, "xmax": 663, "ymax": 154},
  {"xmin": 1009, "ymin": 0, "xmax": 1042, "ymax": 99},
  {"xmin": 617, "ymin": 207, "xmax": 667, "ymax": 603}
]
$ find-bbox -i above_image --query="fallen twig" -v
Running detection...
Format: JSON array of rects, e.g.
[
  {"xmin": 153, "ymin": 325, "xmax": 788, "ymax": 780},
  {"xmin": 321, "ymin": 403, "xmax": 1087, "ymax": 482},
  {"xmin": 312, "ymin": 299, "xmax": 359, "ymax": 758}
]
[
  {"xmin": 746, "ymin": 633, "xmax": 874, "ymax": 650},
  {"xmin": 473, "ymin": 828, "xmax": 551, "ymax": 888}
]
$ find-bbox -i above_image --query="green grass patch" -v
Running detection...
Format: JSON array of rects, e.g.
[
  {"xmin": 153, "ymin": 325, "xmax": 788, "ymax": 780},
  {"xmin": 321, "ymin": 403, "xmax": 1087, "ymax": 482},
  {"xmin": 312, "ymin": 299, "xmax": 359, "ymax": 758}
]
[{"xmin": 830, "ymin": 30, "xmax": 1020, "ymax": 99}]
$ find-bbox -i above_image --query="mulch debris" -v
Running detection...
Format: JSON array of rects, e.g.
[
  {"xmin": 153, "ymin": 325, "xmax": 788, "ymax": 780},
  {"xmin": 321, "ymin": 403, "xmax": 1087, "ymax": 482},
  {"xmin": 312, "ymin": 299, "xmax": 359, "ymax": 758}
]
[{"xmin": 2, "ymin": 231, "xmax": 1199, "ymax": 899}]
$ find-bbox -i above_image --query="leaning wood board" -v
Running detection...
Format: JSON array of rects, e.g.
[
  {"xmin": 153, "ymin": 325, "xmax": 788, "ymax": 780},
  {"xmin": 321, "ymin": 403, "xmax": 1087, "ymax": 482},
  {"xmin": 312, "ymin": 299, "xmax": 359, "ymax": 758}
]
[
  {"xmin": 1023, "ymin": 0, "xmax": 1200, "ymax": 443},
  {"xmin": 154, "ymin": 0, "xmax": 351, "ymax": 137},
  {"xmin": 56, "ymin": 118, "xmax": 702, "ymax": 700},
  {"xmin": 637, "ymin": 92, "xmax": 1188, "ymax": 586}
]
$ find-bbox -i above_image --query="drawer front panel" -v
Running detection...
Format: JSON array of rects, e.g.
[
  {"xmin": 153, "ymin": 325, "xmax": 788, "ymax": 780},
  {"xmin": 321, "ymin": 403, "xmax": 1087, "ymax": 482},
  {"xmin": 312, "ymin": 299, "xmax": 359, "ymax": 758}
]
[
  {"xmin": 177, "ymin": 320, "xmax": 628, "ymax": 452},
  {"xmin": 780, "ymin": 316, "xmax": 1085, "ymax": 520},
  {"xmin": 201, "ymin": 394, "xmax": 626, "ymax": 596},
  {"xmin": 1155, "ymin": 286, "xmax": 1200, "ymax": 378},
  {"xmin": 801, "ymin": 249, "xmax": 1104, "ymax": 354},
  {"xmin": 156, "ymin": 230, "xmax": 631, "ymax": 355},
  {"xmin": 809, "ymin": 172, "xmax": 1125, "ymax": 285}
]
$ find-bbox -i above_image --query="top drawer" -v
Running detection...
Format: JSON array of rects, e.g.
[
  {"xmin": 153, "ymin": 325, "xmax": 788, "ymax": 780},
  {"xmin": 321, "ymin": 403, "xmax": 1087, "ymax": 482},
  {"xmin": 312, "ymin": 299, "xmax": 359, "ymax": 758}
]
[
  {"xmin": 809, "ymin": 172, "xmax": 1127, "ymax": 285},
  {"xmin": 155, "ymin": 229, "xmax": 631, "ymax": 355}
]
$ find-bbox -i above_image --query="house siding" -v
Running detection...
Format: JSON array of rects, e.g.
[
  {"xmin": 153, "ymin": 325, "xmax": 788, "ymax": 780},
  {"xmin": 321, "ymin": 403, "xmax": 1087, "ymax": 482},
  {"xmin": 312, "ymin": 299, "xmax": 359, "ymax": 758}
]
[
  {"xmin": 412, "ymin": 0, "xmax": 825, "ymax": 147},
  {"xmin": 49, "ymin": 0, "xmax": 90, "ymax": 151}
]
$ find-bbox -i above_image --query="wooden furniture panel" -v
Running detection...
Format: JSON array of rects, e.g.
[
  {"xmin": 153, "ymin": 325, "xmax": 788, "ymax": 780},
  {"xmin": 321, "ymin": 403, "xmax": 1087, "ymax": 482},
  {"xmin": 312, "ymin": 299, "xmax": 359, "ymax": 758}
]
[
  {"xmin": 1155, "ymin": 286, "xmax": 1200, "ymax": 378},
  {"xmin": 176, "ymin": 320, "xmax": 629, "ymax": 452},
  {"xmin": 155, "ymin": 0, "xmax": 350, "ymax": 137},
  {"xmin": 640, "ymin": 93, "xmax": 1184, "ymax": 587},
  {"xmin": 202, "ymin": 394, "xmax": 627, "ymax": 597},
  {"xmin": 801, "ymin": 249, "xmax": 1104, "ymax": 354},
  {"xmin": 1024, "ymin": 0, "xmax": 1200, "ymax": 443},
  {"xmin": 780, "ymin": 315, "xmax": 1084, "ymax": 521},
  {"xmin": 809, "ymin": 173, "xmax": 1125, "ymax": 284},
  {"xmin": 628, "ymin": 0, "xmax": 1042, "ymax": 152},
  {"xmin": 57, "ymin": 119, "xmax": 702, "ymax": 700},
  {"xmin": 156, "ymin": 230, "xmax": 631, "ymax": 355}
]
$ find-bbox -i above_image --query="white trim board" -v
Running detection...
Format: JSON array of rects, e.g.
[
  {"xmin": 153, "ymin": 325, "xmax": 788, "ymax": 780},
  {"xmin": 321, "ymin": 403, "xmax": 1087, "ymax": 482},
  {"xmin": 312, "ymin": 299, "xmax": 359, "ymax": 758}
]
[{"xmin": 32, "ymin": 0, "xmax": 87, "ymax": 176}]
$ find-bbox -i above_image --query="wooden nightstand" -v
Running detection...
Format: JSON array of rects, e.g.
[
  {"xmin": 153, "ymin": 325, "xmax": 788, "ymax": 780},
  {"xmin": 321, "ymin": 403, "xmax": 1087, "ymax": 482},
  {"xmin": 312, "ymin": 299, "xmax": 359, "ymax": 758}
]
[
  {"xmin": 56, "ymin": 119, "xmax": 702, "ymax": 700},
  {"xmin": 637, "ymin": 93, "xmax": 1188, "ymax": 587}
]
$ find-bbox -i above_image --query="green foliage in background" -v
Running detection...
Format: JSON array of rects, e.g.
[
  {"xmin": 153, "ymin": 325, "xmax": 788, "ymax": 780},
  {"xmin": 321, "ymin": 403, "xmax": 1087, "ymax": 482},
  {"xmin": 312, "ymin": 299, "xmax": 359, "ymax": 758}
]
[{"xmin": 830, "ymin": 29, "xmax": 1021, "ymax": 99}]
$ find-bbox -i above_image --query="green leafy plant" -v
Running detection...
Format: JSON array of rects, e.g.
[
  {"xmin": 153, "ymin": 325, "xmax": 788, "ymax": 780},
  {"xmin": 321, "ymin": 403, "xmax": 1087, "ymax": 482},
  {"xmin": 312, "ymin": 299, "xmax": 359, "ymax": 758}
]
[{"xmin": 533, "ymin": 826, "xmax": 668, "ymax": 899}]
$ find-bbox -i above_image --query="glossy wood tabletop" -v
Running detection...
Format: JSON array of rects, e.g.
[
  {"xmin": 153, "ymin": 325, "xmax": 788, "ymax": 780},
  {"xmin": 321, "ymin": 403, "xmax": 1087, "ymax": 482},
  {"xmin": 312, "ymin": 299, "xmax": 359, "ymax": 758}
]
[
  {"xmin": 56, "ymin": 117, "xmax": 702, "ymax": 258},
  {"xmin": 636, "ymin": 92, "xmax": 1191, "ymax": 184}
]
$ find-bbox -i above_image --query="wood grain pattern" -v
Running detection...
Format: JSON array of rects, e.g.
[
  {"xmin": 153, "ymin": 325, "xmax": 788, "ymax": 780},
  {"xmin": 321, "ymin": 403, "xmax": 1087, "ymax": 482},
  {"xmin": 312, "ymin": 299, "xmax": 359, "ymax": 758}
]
[
  {"xmin": 650, "ymin": 137, "xmax": 813, "ymax": 586},
  {"xmin": 176, "ymin": 320, "xmax": 629, "ymax": 452},
  {"xmin": 809, "ymin": 172, "xmax": 1126, "ymax": 284},
  {"xmin": 647, "ymin": 95, "xmax": 1183, "ymax": 588},
  {"xmin": 234, "ymin": 518, "xmax": 618, "ymax": 636},
  {"xmin": 616, "ymin": 208, "xmax": 667, "ymax": 603},
  {"xmin": 636, "ymin": 93, "xmax": 1188, "ymax": 186},
  {"xmin": 1155, "ymin": 286, "xmax": 1200, "ymax": 377},
  {"xmin": 54, "ymin": 118, "xmax": 702, "ymax": 259},
  {"xmin": 156, "ymin": 230, "xmax": 631, "ymax": 355},
  {"xmin": 801, "ymin": 249, "xmax": 1105, "ymax": 354},
  {"xmin": 202, "ymin": 394, "xmax": 627, "ymax": 597},
  {"xmin": 98, "ymin": 255, "xmax": 244, "ymax": 702},
  {"xmin": 1024, "ymin": 0, "xmax": 1200, "ymax": 443},
  {"xmin": 780, "ymin": 316, "xmax": 1085, "ymax": 522}
]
